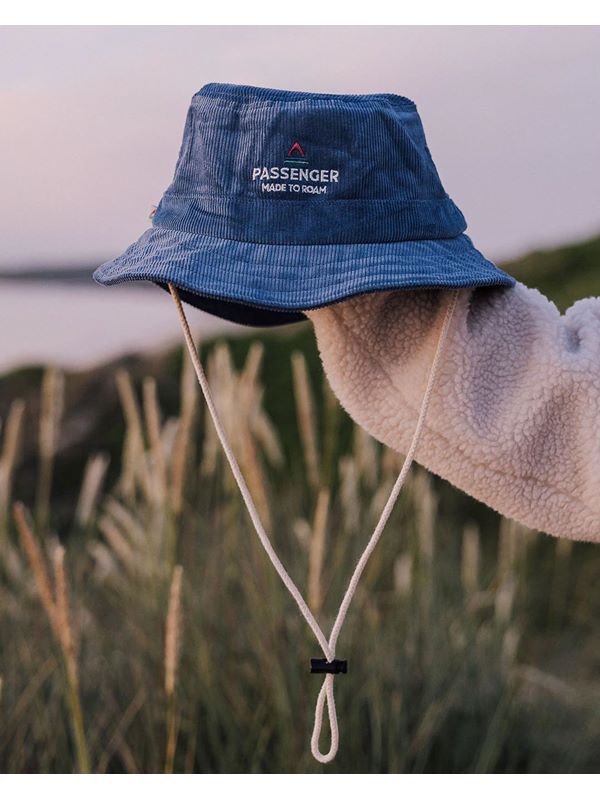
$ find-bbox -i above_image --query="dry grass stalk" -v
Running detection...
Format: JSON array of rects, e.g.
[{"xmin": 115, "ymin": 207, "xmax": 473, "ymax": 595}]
[
  {"xmin": 160, "ymin": 418, "xmax": 180, "ymax": 463},
  {"xmin": 116, "ymin": 369, "xmax": 144, "ymax": 444},
  {"xmin": 414, "ymin": 469, "xmax": 436, "ymax": 564},
  {"xmin": 461, "ymin": 522, "xmax": 480, "ymax": 598},
  {"xmin": 13, "ymin": 502, "xmax": 59, "ymax": 638},
  {"xmin": 0, "ymin": 399, "xmax": 25, "ymax": 529},
  {"xmin": 308, "ymin": 489, "xmax": 329, "ymax": 614},
  {"xmin": 119, "ymin": 429, "xmax": 137, "ymax": 499},
  {"xmin": 36, "ymin": 368, "xmax": 65, "ymax": 531},
  {"xmin": 199, "ymin": 345, "xmax": 228, "ymax": 477},
  {"xmin": 240, "ymin": 346, "xmax": 283, "ymax": 467},
  {"xmin": 75, "ymin": 453, "xmax": 110, "ymax": 528},
  {"xmin": 353, "ymin": 426, "xmax": 378, "ymax": 488},
  {"xmin": 339, "ymin": 455, "xmax": 359, "ymax": 534},
  {"xmin": 96, "ymin": 688, "xmax": 146, "ymax": 774},
  {"xmin": 549, "ymin": 534, "xmax": 574, "ymax": 624},
  {"xmin": 165, "ymin": 565, "xmax": 184, "ymax": 774},
  {"xmin": 38, "ymin": 368, "xmax": 64, "ymax": 462},
  {"xmin": 115, "ymin": 369, "xmax": 152, "ymax": 499},
  {"xmin": 320, "ymin": 376, "xmax": 341, "ymax": 483},
  {"xmin": 165, "ymin": 565, "xmax": 183, "ymax": 697},
  {"xmin": 291, "ymin": 351, "xmax": 320, "ymax": 489},
  {"xmin": 103, "ymin": 498, "xmax": 147, "ymax": 551},
  {"xmin": 239, "ymin": 349, "xmax": 270, "ymax": 522},
  {"xmin": 199, "ymin": 343, "xmax": 282, "ymax": 527},
  {"xmin": 143, "ymin": 377, "xmax": 168, "ymax": 504},
  {"xmin": 203, "ymin": 343, "xmax": 278, "ymax": 528},
  {"xmin": 201, "ymin": 344, "xmax": 243, "ymax": 479},
  {"xmin": 518, "ymin": 665, "xmax": 575, "ymax": 701},
  {"xmin": 240, "ymin": 340, "xmax": 263, "ymax": 387},
  {"xmin": 52, "ymin": 545, "xmax": 90, "ymax": 773},
  {"xmin": 237, "ymin": 344, "xmax": 276, "ymax": 528},
  {"xmin": 381, "ymin": 446, "xmax": 404, "ymax": 477},
  {"xmin": 87, "ymin": 541, "xmax": 117, "ymax": 581},
  {"xmin": 369, "ymin": 476, "xmax": 395, "ymax": 522},
  {"xmin": 292, "ymin": 518, "xmax": 311, "ymax": 550},
  {"xmin": 252, "ymin": 413, "xmax": 283, "ymax": 466},
  {"xmin": 394, "ymin": 553, "xmax": 413, "ymax": 597},
  {"xmin": 170, "ymin": 347, "xmax": 197, "ymax": 515},
  {"xmin": 98, "ymin": 515, "xmax": 137, "ymax": 571},
  {"xmin": 497, "ymin": 517, "xmax": 528, "ymax": 582},
  {"xmin": 53, "ymin": 546, "xmax": 78, "ymax": 687},
  {"xmin": 495, "ymin": 578, "xmax": 516, "ymax": 626},
  {"xmin": 555, "ymin": 536, "xmax": 573, "ymax": 561},
  {"xmin": 502, "ymin": 626, "xmax": 520, "ymax": 671},
  {"xmin": 0, "ymin": 400, "xmax": 25, "ymax": 516},
  {"xmin": 13, "ymin": 503, "xmax": 90, "ymax": 772}
]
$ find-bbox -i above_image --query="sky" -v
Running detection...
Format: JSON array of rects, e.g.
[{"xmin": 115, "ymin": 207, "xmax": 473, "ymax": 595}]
[{"xmin": 1, "ymin": 25, "xmax": 600, "ymax": 268}]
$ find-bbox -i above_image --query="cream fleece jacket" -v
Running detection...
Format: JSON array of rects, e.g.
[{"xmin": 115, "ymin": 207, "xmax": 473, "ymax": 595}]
[{"xmin": 306, "ymin": 282, "xmax": 600, "ymax": 542}]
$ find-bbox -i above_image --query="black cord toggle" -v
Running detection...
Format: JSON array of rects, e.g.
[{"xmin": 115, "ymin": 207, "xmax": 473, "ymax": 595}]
[{"xmin": 310, "ymin": 658, "xmax": 348, "ymax": 675}]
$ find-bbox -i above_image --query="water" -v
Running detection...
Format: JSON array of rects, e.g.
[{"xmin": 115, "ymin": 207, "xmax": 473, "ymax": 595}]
[{"xmin": 0, "ymin": 280, "xmax": 241, "ymax": 374}]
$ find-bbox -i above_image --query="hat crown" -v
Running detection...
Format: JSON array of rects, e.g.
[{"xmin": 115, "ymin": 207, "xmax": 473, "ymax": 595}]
[
  {"xmin": 169, "ymin": 84, "xmax": 445, "ymax": 203},
  {"xmin": 152, "ymin": 83, "xmax": 467, "ymax": 245},
  {"xmin": 95, "ymin": 82, "xmax": 514, "ymax": 325}
]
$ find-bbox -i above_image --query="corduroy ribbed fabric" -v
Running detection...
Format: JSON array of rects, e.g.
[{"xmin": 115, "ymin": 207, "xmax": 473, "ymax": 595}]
[{"xmin": 94, "ymin": 83, "xmax": 514, "ymax": 325}]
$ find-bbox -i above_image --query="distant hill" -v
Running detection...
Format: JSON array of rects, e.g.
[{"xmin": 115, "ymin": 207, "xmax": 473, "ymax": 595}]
[
  {"xmin": 0, "ymin": 266, "xmax": 99, "ymax": 283},
  {"xmin": 0, "ymin": 266, "xmax": 154, "ymax": 287},
  {"xmin": 503, "ymin": 233, "xmax": 600, "ymax": 311}
]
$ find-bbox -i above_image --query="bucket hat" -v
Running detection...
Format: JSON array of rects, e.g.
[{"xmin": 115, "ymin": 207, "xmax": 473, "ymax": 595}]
[
  {"xmin": 94, "ymin": 82, "xmax": 514, "ymax": 325},
  {"xmin": 94, "ymin": 83, "xmax": 516, "ymax": 766}
]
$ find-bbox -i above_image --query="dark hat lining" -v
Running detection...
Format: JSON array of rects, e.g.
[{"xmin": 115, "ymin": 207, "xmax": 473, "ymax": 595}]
[{"xmin": 156, "ymin": 282, "xmax": 306, "ymax": 327}]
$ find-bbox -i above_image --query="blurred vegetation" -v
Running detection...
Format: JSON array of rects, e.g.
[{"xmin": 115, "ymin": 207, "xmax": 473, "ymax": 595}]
[
  {"xmin": 504, "ymin": 232, "xmax": 600, "ymax": 311},
  {"xmin": 0, "ymin": 233, "xmax": 599, "ymax": 773}
]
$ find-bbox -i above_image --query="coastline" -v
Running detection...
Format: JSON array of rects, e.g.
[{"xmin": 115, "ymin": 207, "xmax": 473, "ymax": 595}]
[{"xmin": 0, "ymin": 279, "xmax": 240, "ymax": 374}]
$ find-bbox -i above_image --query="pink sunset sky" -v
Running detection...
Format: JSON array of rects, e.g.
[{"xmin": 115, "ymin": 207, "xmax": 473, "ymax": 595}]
[{"xmin": 1, "ymin": 25, "xmax": 600, "ymax": 269}]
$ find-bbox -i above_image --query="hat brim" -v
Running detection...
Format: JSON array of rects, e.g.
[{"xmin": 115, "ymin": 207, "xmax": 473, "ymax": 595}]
[{"xmin": 93, "ymin": 226, "xmax": 515, "ymax": 326}]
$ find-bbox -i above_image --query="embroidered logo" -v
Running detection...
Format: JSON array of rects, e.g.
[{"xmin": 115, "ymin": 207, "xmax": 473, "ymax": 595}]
[
  {"xmin": 285, "ymin": 142, "xmax": 308, "ymax": 165},
  {"xmin": 251, "ymin": 140, "xmax": 339, "ymax": 195}
]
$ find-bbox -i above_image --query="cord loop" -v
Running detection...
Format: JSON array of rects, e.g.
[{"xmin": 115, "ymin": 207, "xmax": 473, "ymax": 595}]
[{"xmin": 169, "ymin": 283, "xmax": 458, "ymax": 765}]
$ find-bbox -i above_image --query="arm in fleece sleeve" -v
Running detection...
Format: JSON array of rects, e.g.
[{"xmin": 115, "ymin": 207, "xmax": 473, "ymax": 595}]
[{"xmin": 305, "ymin": 282, "xmax": 600, "ymax": 542}]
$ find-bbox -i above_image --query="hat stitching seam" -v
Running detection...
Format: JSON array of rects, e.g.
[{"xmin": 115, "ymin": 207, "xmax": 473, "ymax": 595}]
[
  {"xmin": 159, "ymin": 193, "xmax": 453, "ymax": 204},
  {"xmin": 145, "ymin": 225, "xmax": 482, "ymax": 249}
]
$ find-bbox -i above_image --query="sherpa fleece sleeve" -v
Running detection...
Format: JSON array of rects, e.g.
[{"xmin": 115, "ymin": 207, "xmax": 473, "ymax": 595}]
[{"xmin": 305, "ymin": 282, "xmax": 600, "ymax": 541}]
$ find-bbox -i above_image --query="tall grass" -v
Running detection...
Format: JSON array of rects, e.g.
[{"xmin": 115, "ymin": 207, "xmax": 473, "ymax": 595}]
[{"xmin": 0, "ymin": 340, "xmax": 599, "ymax": 773}]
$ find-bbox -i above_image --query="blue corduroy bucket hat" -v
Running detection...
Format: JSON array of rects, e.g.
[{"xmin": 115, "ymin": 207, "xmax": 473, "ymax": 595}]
[
  {"xmin": 93, "ymin": 83, "xmax": 519, "ymax": 764},
  {"xmin": 94, "ymin": 82, "xmax": 514, "ymax": 325}
]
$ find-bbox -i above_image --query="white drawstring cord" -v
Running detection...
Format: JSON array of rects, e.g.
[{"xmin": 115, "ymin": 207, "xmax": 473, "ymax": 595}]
[{"xmin": 169, "ymin": 283, "xmax": 459, "ymax": 764}]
